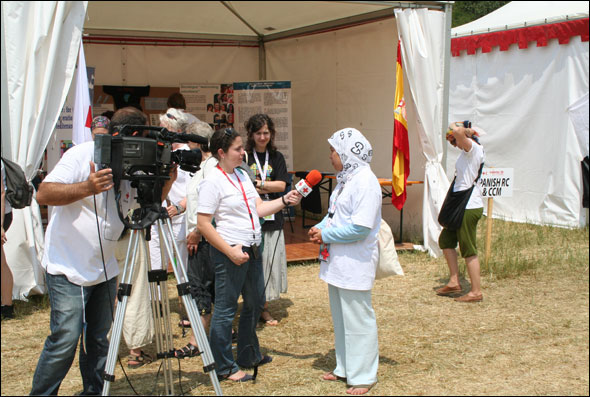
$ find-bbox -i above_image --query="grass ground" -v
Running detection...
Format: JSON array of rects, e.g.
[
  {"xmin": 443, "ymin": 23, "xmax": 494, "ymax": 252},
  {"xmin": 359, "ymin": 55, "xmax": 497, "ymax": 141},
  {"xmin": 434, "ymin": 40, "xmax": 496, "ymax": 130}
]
[{"xmin": 1, "ymin": 220, "xmax": 588, "ymax": 395}]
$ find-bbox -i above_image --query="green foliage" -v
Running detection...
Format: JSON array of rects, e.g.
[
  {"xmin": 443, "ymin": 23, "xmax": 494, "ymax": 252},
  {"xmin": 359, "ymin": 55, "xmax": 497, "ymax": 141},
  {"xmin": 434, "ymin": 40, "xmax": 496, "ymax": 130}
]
[{"xmin": 452, "ymin": 1, "xmax": 511, "ymax": 28}]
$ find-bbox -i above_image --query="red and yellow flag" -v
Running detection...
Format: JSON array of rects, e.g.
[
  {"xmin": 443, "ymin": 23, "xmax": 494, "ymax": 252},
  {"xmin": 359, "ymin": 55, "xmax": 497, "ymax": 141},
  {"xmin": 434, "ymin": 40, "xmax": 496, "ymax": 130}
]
[{"xmin": 392, "ymin": 40, "xmax": 410, "ymax": 210}]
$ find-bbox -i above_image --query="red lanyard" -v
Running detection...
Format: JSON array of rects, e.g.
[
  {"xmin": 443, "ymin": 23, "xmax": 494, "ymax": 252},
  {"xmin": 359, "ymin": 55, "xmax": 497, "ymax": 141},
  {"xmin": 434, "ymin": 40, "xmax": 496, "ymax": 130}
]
[{"xmin": 217, "ymin": 165, "xmax": 256, "ymax": 232}]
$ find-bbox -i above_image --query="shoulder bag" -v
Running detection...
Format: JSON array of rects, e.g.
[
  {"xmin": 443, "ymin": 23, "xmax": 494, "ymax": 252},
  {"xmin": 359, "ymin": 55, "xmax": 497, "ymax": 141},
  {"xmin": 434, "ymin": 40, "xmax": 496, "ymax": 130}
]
[{"xmin": 438, "ymin": 162, "xmax": 484, "ymax": 231}]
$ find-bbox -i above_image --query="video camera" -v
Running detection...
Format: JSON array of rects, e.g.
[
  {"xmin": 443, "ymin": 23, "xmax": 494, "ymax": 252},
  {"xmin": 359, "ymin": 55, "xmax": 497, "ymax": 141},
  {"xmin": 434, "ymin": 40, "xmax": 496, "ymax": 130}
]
[{"xmin": 94, "ymin": 125, "xmax": 207, "ymax": 229}]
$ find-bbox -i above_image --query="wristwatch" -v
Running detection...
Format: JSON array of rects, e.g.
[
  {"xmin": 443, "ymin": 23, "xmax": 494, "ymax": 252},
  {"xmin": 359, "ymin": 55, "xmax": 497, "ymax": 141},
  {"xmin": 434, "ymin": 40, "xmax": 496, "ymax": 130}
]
[{"xmin": 175, "ymin": 204, "xmax": 185, "ymax": 214}]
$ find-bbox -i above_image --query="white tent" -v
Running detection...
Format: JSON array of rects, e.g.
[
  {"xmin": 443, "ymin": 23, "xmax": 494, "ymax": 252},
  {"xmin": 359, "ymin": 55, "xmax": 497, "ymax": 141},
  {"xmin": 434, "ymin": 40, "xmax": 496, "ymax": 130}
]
[
  {"xmin": 2, "ymin": 1, "xmax": 454, "ymax": 299},
  {"xmin": 449, "ymin": 1, "xmax": 589, "ymax": 228}
]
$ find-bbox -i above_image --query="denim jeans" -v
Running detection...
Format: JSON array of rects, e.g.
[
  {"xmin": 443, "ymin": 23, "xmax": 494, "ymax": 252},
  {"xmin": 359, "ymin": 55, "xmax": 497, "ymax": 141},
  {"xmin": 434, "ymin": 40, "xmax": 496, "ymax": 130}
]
[
  {"xmin": 31, "ymin": 273, "xmax": 117, "ymax": 395},
  {"xmin": 209, "ymin": 245, "xmax": 264, "ymax": 376}
]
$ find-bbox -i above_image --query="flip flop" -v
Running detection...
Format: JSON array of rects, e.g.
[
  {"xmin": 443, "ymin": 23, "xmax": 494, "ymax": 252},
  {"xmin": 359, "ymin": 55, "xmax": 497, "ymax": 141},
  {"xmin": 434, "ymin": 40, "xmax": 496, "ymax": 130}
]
[
  {"xmin": 320, "ymin": 371, "xmax": 347, "ymax": 382},
  {"xmin": 218, "ymin": 372, "xmax": 254, "ymax": 382}
]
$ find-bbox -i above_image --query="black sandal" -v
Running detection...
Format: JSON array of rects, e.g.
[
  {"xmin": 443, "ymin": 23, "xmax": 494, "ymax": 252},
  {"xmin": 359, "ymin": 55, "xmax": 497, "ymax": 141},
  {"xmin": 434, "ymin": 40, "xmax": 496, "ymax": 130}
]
[
  {"xmin": 127, "ymin": 351, "xmax": 153, "ymax": 369},
  {"xmin": 174, "ymin": 343, "xmax": 201, "ymax": 359}
]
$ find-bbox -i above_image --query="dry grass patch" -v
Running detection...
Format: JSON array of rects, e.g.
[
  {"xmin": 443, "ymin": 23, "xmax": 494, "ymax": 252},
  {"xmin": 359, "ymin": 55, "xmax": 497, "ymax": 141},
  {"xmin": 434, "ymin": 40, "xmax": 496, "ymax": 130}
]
[{"xmin": 2, "ymin": 223, "xmax": 588, "ymax": 396}]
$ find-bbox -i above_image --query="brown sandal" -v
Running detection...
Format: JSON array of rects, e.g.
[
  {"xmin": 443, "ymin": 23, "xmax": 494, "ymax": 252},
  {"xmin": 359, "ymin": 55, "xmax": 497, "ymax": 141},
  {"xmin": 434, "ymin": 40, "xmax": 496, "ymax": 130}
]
[
  {"xmin": 320, "ymin": 371, "xmax": 347, "ymax": 382},
  {"xmin": 127, "ymin": 351, "xmax": 153, "ymax": 369}
]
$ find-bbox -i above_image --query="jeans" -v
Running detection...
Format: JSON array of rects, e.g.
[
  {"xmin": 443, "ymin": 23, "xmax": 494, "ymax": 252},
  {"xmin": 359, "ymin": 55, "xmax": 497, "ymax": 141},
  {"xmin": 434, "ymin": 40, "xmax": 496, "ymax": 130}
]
[
  {"xmin": 209, "ymin": 245, "xmax": 264, "ymax": 376},
  {"xmin": 187, "ymin": 240, "xmax": 215, "ymax": 315},
  {"xmin": 31, "ymin": 273, "xmax": 117, "ymax": 395}
]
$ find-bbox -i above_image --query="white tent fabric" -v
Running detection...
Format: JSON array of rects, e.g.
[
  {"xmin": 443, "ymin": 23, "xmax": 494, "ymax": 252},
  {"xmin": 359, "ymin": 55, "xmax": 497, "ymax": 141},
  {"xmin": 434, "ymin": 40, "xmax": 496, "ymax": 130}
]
[
  {"xmin": 449, "ymin": 2, "xmax": 589, "ymax": 228},
  {"xmin": 1, "ymin": 1, "xmax": 88, "ymax": 299},
  {"xmin": 395, "ymin": 8, "xmax": 448, "ymax": 257},
  {"xmin": 568, "ymin": 92, "xmax": 589, "ymax": 157}
]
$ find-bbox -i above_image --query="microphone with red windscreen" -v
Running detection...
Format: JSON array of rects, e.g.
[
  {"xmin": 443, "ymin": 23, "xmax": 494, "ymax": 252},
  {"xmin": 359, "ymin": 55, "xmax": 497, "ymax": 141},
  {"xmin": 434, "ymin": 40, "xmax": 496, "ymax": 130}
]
[{"xmin": 295, "ymin": 170, "xmax": 323, "ymax": 197}]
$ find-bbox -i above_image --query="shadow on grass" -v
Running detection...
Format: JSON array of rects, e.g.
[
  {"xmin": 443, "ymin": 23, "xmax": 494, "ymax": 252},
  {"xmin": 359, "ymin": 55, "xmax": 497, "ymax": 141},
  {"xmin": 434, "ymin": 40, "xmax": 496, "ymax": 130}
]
[{"xmin": 309, "ymin": 349, "xmax": 399, "ymax": 374}]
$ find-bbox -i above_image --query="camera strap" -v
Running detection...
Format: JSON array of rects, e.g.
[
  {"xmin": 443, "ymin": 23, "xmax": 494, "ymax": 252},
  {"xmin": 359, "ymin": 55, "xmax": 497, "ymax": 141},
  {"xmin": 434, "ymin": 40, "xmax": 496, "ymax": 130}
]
[{"xmin": 216, "ymin": 165, "xmax": 256, "ymax": 238}]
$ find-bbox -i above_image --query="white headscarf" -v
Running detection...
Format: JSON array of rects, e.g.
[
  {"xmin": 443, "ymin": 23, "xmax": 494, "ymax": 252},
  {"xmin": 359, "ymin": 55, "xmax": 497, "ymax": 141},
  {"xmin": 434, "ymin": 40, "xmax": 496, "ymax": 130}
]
[{"xmin": 328, "ymin": 128, "xmax": 373, "ymax": 184}]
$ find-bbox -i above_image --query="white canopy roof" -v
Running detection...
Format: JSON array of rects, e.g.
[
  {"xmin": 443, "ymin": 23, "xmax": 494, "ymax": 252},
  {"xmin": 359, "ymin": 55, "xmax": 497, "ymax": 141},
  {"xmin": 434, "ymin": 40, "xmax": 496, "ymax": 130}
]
[
  {"xmin": 452, "ymin": 1, "xmax": 589, "ymax": 37},
  {"xmin": 85, "ymin": 1, "xmax": 450, "ymax": 43}
]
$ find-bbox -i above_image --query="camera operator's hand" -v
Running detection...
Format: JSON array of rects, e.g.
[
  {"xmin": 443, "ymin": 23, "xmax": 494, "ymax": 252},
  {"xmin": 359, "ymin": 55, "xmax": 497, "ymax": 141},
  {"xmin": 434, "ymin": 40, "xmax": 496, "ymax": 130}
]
[
  {"xmin": 308, "ymin": 227, "xmax": 323, "ymax": 245},
  {"xmin": 88, "ymin": 162, "xmax": 114, "ymax": 194},
  {"xmin": 228, "ymin": 244, "xmax": 249, "ymax": 266}
]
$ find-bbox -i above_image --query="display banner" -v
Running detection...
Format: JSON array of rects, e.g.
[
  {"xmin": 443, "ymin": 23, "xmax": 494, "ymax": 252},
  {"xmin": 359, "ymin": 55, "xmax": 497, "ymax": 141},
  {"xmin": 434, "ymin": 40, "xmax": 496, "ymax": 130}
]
[
  {"xmin": 233, "ymin": 81, "xmax": 293, "ymax": 171},
  {"xmin": 180, "ymin": 83, "xmax": 234, "ymax": 129}
]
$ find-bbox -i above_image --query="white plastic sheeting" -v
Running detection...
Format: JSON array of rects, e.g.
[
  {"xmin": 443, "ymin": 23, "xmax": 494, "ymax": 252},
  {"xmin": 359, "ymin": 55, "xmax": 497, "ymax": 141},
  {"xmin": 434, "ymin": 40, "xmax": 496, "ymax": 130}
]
[
  {"xmin": 1, "ymin": 1, "xmax": 87, "ymax": 299},
  {"xmin": 395, "ymin": 8, "xmax": 448, "ymax": 257},
  {"xmin": 449, "ymin": 15, "xmax": 589, "ymax": 228}
]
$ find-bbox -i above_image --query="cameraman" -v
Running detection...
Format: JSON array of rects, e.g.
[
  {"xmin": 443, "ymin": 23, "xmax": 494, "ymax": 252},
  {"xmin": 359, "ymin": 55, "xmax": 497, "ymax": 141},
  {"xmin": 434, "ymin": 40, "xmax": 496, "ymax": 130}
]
[{"xmin": 31, "ymin": 107, "xmax": 177, "ymax": 395}]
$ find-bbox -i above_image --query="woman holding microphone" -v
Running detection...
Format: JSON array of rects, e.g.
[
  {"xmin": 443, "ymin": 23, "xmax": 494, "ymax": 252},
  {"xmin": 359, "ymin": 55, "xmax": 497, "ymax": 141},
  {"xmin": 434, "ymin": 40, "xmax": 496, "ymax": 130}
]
[{"xmin": 197, "ymin": 128, "xmax": 301, "ymax": 382}]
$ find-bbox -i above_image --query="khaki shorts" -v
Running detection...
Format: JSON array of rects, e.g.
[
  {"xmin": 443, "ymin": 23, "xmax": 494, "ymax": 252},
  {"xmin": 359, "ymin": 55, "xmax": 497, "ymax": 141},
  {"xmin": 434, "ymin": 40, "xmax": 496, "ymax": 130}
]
[{"xmin": 438, "ymin": 208, "xmax": 483, "ymax": 258}]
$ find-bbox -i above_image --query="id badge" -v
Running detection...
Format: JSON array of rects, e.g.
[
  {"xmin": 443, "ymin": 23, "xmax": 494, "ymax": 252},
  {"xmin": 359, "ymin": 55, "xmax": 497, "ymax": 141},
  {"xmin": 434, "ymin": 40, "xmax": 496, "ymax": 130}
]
[
  {"xmin": 262, "ymin": 197, "xmax": 274, "ymax": 221},
  {"xmin": 319, "ymin": 244, "xmax": 330, "ymax": 262}
]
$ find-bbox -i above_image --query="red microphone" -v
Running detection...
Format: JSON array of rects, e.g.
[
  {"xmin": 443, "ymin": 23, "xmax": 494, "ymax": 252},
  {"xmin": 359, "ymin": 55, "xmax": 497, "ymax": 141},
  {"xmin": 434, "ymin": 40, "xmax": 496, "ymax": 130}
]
[{"xmin": 295, "ymin": 170, "xmax": 323, "ymax": 197}]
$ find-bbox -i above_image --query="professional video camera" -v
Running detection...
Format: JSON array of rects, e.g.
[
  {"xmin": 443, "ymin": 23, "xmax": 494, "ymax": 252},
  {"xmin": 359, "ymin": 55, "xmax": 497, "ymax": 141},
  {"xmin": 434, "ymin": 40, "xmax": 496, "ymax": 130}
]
[{"xmin": 94, "ymin": 125, "xmax": 207, "ymax": 229}]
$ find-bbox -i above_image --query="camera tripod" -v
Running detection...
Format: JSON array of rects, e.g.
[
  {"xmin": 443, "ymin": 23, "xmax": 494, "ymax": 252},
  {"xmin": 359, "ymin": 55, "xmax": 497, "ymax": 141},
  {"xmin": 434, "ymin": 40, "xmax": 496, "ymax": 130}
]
[{"xmin": 101, "ymin": 212, "xmax": 222, "ymax": 396}]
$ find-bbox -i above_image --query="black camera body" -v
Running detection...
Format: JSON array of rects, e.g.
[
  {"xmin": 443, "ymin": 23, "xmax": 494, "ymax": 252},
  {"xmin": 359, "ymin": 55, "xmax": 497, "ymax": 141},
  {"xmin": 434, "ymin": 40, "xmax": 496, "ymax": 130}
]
[{"xmin": 94, "ymin": 125, "xmax": 206, "ymax": 228}]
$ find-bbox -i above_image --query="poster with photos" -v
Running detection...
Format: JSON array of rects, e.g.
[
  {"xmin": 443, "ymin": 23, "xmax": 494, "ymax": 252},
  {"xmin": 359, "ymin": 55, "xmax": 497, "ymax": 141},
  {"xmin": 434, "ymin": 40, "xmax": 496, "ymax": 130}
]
[
  {"xmin": 180, "ymin": 83, "xmax": 234, "ymax": 131},
  {"xmin": 233, "ymin": 81, "xmax": 293, "ymax": 171}
]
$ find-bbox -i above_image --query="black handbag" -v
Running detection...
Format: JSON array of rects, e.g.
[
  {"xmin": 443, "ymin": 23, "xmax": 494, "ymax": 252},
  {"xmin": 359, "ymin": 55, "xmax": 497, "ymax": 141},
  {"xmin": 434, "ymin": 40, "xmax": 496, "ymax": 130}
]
[{"xmin": 438, "ymin": 163, "xmax": 484, "ymax": 231}]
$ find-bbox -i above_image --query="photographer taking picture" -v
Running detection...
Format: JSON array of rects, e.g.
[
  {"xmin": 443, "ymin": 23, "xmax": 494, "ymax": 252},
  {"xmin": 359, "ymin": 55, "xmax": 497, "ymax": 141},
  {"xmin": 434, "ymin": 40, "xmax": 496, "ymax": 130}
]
[{"xmin": 30, "ymin": 107, "xmax": 178, "ymax": 395}]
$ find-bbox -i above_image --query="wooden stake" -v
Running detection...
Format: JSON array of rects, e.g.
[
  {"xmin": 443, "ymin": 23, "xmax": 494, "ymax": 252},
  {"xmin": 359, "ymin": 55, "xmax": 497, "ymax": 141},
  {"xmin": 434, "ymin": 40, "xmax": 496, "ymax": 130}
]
[{"xmin": 484, "ymin": 197, "xmax": 494, "ymax": 267}]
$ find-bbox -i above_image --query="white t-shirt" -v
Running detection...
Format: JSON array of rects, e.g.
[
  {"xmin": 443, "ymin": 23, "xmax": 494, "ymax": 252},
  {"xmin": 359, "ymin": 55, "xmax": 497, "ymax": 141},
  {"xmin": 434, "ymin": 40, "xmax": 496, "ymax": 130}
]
[
  {"xmin": 453, "ymin": 141, "xmax": 485, "ymax": 209},
  {"xmin": 163, "ymin": 144, "xmax": 191, "ymax": 230},
  {"xmin": 198, "ymin": 166, "xmax": 262, "ymax": 247},
  {"xmin": 319, "ymin": 167, "xmax": 382, "ymax": 291},
  {"xmin": 42, "ymin": 141, "xmax": 136, "ymax": 286},
  {"xmin": 186, "ymin": 155, "xmax": 218, "ymax": 235}
]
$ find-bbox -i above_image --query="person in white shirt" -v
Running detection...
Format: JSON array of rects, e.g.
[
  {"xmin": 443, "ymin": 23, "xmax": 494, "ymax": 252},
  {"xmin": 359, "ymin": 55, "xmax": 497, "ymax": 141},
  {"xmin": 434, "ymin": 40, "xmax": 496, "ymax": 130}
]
[
  {"xmin": 436, "ymin": 122, "xmax": 485, "ymax": 303},
  {"xmin": 175, "ymin": 120, "xmax": 217, "ymax": 359},
  {"xmin": 309, "ymin": 128, "xmax": 381, "ymax": 395},
  {"xmin": 148, "ymin": 108, "xmax": 192, "ymax": 327},
  {"xmin": 196, "ymin": 128, "xmax": 301, "ymax": 382},
  {"xmin": 30, "ymin": 107, "xmax": 176, "ymax": 395}
]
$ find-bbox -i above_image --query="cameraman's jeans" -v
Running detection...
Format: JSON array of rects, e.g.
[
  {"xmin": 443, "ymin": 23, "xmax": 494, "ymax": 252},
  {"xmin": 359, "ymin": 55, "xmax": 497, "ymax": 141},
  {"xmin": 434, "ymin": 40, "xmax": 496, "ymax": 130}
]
[
  {"xmin": 209, "ymin": 245, "xmax": 264, "ymax": 377},
  {"xmin": 31, "ymin": 273, "xmax": 116, "ymax": 395}
]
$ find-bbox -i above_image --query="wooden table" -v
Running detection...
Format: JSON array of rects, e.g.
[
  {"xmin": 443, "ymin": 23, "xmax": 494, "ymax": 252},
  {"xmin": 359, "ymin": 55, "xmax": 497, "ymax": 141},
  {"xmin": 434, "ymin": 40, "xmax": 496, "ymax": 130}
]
[{"xmin": 291, "ymin": 172, "xmax": 423, "ymax": 241}]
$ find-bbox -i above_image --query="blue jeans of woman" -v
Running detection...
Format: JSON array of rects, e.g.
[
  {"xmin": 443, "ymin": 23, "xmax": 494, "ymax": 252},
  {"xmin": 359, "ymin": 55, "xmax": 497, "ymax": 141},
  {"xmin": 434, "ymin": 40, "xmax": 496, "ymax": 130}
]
[
  {"xmin": 209, "ymin": 245, "xmax": 264, "ymax": 377},
  {"xmin": 30, "ymin": 273, "xmax": 117, "ymax": 395}
]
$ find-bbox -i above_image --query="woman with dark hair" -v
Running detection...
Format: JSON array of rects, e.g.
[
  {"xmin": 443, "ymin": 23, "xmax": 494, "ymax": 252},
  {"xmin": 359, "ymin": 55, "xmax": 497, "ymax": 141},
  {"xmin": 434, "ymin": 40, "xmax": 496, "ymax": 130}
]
[
  {"xmin": 245, "ymin": 114, "xmax": 289, "ymax": 326},
  {"xmin": 196, "ymin": 128, "xmax": 301, "ymax": 382}
]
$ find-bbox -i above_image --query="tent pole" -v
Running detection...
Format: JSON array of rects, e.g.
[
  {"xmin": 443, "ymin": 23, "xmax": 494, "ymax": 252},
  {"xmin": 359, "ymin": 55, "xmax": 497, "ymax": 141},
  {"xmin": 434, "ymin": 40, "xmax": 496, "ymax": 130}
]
[
  {"xmin": 259, "ymin": 39, "xmax": 267, "ymax": 80},
  {"xmin": 441, "ymin": 2, "xmax": 453, "ymax": 173}
]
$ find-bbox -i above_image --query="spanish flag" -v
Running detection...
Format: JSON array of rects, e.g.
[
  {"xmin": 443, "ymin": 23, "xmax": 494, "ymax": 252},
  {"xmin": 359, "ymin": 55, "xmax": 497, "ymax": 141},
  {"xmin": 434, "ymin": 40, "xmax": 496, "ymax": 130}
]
[{"xmin": 392, "ymin": 40, "xmax": 410, "ymax": 211}]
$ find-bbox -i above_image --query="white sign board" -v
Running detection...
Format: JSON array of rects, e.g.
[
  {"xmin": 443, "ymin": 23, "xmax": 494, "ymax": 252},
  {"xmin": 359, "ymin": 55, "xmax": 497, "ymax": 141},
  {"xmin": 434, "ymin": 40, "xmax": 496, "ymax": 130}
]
[{"xmin": 479, "ymin": 168, "xmax": 514, "ymax": 197}]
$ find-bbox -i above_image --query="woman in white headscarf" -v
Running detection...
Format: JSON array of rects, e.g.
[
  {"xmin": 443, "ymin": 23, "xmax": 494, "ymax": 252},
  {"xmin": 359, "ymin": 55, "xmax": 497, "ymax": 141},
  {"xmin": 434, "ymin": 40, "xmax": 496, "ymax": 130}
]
[{"xmin": 309, "ymin": 128, "xmax": 381, "ymax": 395}]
